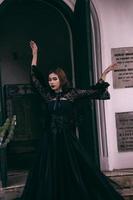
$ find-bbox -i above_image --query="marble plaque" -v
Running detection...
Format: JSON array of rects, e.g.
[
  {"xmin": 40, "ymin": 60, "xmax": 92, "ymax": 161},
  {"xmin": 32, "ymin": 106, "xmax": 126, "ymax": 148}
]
[
  {"xmin": 111, "ymin": 47, "xmax": 133, "ymax": 88},
  {"xmin": 115, "ymin": 112, "xmax": 133, "ymax": 152}
]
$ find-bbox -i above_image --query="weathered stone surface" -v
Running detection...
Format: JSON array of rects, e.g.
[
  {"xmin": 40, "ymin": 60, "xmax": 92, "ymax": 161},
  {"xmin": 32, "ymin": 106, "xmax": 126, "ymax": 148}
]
[{"xmin": 1, "ymin": 169, "xmax": 133, "ymax": 200}]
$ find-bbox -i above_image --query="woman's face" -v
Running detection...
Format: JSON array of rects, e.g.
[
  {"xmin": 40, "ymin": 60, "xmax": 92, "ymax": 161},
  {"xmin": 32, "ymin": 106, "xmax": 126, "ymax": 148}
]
[{"xmin": 48, "ymin": 73, "xmax": 61, "ymax": 91}]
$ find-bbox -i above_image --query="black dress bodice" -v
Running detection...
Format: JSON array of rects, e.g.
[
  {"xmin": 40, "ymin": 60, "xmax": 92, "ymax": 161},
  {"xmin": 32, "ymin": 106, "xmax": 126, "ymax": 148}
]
[
  {"xmin": 48, "ymin": 94, "xmax": 74, "ymax": 116},
  {"xmin": 30, "ymin": 65, "xmax": 110, "ymax": 137}
]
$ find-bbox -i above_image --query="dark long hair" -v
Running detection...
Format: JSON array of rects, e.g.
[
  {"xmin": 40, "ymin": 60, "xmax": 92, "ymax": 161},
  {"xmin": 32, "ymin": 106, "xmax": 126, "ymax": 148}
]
[{"xmin": 48, "ymin": 68, "xmax": 71, "ymax": 91}]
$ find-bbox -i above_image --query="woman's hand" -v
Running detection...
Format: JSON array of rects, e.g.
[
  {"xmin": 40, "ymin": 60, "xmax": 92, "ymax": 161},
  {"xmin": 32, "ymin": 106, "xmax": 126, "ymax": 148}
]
[
  {"xmin": 30, "ymin": 40, "xmax": 38, "ymax": 66},
  {"xmin": 30, "ymin": 40, "xmax": 38, "ymax": 56},
  {"xmin": 100, "ymin": 63, "xmax": 119, "ymax": 81}
]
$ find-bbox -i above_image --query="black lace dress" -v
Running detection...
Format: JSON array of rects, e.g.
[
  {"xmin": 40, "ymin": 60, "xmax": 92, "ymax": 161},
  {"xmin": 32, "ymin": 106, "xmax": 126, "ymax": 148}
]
[{"xmin": 20, "ymin": 66, "xmax": 124, "ymax": 200}]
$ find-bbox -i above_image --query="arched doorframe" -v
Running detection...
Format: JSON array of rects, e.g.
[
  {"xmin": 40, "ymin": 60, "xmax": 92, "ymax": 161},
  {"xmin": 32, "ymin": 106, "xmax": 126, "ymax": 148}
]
[
  {"xmin": 90, "ymin": 1, "xmax": 109, "ymax": 170},
  {"xmin": 0, "ymin": 0, "xmax": 107, "ymax": 169}
]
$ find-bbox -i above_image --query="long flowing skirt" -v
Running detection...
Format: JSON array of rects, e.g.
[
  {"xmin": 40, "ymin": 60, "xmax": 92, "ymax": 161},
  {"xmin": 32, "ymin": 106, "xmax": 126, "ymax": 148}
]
[{"xmin": 21, "ymin": 126, "xmax": 124, "ymax": 200}]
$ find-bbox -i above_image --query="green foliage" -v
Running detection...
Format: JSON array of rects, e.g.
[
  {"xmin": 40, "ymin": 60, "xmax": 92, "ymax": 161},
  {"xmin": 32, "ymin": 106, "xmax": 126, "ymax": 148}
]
[{"xmin": 0, "ymin": 115, "xmax": 16, "ymax": 148}]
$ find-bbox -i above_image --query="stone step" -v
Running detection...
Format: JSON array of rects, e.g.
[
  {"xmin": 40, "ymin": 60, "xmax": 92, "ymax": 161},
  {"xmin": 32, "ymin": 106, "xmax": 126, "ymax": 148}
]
[
  {"xmin": 0, "ymin": 171, "xmax": 26, "ymax": 200},
  {"xmin": 104, "ymin": 169, "xmax": 133, "ymax": 200},
  {"xmin": 1, "ymin": 169, "xmax": 133, "ymax": 200},
  {"xmin": 104, "ymin": 169, "xmax": 133, "ymax": 188}
]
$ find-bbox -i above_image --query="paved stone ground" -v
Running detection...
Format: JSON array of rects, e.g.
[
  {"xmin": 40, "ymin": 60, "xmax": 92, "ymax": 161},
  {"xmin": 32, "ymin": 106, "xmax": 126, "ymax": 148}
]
[
  {"xmin": 1, "ymin": 169, "xmax": 133, "ymax": 200},
  {"xmin": 0, "ymin": 171, "xmax": 27, "ymax": 200}
]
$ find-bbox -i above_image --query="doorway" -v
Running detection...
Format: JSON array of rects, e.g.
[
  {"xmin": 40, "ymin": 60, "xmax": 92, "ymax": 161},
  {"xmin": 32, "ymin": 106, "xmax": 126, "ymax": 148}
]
[
  {"xmin": 0, "ymin": 0, "xmax": 74, "ymax": 169},
  {"xmin": 0, "ymin": 0, "xmax": 100, "ymax": 171}
]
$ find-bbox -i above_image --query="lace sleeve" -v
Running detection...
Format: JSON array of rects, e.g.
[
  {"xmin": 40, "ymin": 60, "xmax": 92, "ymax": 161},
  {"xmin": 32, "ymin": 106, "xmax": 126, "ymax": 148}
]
[
  {"xmin": 30, "ymin": 65, "xmax": 49, "ymax": 100},
  {"xmin": 72, "ymin": 80, "xmax": 110, "ymax": 100}
]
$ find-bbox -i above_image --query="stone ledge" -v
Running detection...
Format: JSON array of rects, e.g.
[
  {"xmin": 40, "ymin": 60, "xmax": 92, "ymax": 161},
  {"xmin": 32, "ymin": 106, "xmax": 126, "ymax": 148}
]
[{"xmin": 104, "ymin": 169, "xmax": 133, "ymax": 177}]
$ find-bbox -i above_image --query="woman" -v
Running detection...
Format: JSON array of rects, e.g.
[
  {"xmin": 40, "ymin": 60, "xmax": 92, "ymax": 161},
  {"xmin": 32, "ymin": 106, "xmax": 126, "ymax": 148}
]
[{"xmin": 20, "ymin": 41, "xmax": 123, "ymax": 200}]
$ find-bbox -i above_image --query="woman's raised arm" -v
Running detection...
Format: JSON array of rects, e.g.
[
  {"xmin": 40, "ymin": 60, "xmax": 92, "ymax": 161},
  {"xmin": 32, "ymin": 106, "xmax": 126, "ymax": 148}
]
[
  {"xmin": 30, "ymin": 40, "xmax": 38, "ymax": 66},
  {"xmin": 72, "ymin": 63, "xmax": 119, "ymax": 100},
  {"xmin": 29, "ymin": 41, "xmax": 48, "ymax": 100},
  {"xmin": 99, "ymin": 63, "xmax": 118, "ymax": 82}
]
